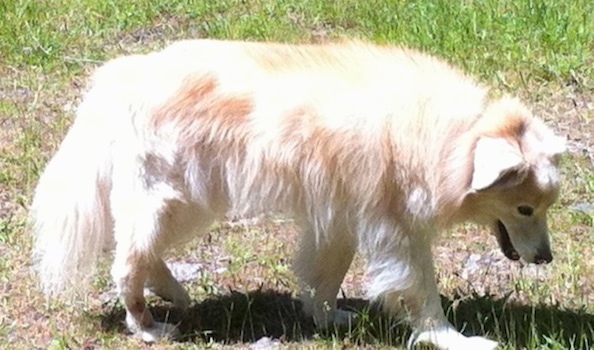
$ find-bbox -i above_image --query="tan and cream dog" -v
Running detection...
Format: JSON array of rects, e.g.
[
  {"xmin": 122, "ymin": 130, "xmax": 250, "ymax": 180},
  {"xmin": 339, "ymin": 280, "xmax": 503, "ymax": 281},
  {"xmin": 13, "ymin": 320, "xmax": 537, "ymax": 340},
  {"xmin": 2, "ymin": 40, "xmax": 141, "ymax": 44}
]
[{"xmin": 30, "ymin": 40, "xmax": 565, "ymax": 350}]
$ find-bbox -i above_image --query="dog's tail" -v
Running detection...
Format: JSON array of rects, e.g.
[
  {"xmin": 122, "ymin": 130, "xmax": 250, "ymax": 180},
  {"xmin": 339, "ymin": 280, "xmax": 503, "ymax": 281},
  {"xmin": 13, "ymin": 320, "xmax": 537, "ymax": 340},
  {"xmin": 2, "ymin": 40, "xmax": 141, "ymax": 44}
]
[{"xmin": 30, "ymin": 85, "xmax": 115, "ymax": 297}]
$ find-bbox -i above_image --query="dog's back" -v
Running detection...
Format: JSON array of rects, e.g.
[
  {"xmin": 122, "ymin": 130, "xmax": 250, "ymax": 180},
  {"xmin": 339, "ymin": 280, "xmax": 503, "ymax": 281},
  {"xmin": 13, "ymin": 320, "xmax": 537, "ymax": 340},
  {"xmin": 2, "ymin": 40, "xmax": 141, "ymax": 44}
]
[{"xmin": 105, "ymin": 40, "xmax": 488, "ymax": 219}]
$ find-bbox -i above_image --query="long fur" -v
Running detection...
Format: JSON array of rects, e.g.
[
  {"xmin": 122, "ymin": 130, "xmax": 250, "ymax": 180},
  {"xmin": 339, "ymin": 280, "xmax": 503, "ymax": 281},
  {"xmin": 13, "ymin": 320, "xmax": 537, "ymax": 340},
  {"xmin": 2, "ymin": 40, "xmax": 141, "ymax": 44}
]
[
  {"xmin": 30, "ymin": 39, "xmax": 563, "ymax": 348},
  {"xmin": 32, "ymin": 40, "xmax": 488, "ymax": 293},
  {"xmin": 30, "ymin": 86, "xmax": 115, "ymax": 294}
]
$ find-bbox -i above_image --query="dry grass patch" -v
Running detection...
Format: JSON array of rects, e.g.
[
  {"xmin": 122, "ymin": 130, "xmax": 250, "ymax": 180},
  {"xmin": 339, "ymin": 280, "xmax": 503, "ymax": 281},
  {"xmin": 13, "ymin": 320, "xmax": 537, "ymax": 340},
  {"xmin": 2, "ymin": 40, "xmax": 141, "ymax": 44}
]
[{"xmin": 1, "ymin": 0, "xmax": 593, "ymax": 348}]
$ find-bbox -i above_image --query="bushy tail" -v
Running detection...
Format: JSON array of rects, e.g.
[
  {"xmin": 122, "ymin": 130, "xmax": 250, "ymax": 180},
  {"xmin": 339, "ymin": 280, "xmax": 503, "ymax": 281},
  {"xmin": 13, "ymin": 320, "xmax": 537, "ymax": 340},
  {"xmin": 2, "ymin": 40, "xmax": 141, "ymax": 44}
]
[{"xmin": 30, "ymin": 91, "xmax": 114, "ymax": 297}]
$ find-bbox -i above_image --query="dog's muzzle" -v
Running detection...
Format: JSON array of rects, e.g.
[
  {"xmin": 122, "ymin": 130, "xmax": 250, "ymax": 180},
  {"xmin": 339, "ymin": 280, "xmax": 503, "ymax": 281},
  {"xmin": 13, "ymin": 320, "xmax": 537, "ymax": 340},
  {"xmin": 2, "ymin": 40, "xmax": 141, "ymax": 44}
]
[
  {"xmin": 494, "ymin": 220, "xmax": 553, "ymax": 264},
  {"xmin": 495, "ymin": 220, "xmax": 520, "ymax": 261},
  {"xmin": 533, "ymin": 247, "xmax": 553, "ymax": 264}
]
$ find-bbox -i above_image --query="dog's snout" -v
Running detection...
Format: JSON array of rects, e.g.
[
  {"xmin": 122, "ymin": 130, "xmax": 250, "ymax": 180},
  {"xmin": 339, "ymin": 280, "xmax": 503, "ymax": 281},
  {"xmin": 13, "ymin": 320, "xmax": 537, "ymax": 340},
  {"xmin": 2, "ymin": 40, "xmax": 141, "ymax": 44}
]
[{"xmin": 534, "ymin": 250, "xmax": 553, "ymax": 264}]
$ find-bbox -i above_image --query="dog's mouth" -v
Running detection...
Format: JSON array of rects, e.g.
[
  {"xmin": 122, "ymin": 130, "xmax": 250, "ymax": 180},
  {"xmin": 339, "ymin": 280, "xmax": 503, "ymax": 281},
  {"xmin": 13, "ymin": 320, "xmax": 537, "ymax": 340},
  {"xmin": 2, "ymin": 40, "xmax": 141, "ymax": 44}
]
[{"xmin": 495, "ymin": 220, "xmax": 520, "ymax": 261}]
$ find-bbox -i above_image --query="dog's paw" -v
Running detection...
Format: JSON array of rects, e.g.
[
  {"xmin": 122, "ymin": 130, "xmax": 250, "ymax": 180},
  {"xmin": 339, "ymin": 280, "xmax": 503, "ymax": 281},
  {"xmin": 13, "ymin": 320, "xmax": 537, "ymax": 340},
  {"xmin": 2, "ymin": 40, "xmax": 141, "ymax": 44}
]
[
  {"xmin": 464, "ymin": 336, "xmax": 498, "ymax": 350},
  {"xmin": 408, "ymin": 328, "xmax": 498, "ymax": 350},
  {"xmin": 136, "ymin": 322, "xmax": 181, "ymax": 343}
]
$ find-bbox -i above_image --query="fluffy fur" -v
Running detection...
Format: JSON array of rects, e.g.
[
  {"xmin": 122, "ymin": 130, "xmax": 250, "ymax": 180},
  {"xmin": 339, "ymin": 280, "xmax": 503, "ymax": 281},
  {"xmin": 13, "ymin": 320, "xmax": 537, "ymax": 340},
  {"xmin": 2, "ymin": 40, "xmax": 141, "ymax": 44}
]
[{"xmin": 30, "ymin": 39, "xmax": 565, "ymax": 349}]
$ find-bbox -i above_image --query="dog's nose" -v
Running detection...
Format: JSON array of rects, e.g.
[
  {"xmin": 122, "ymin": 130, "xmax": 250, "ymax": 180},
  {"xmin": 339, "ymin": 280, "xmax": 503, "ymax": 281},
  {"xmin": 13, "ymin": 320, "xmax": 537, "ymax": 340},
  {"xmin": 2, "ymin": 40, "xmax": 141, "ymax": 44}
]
[{"xmin": 534, "ymin": 250, "xmax": 553, "ymax": 264}]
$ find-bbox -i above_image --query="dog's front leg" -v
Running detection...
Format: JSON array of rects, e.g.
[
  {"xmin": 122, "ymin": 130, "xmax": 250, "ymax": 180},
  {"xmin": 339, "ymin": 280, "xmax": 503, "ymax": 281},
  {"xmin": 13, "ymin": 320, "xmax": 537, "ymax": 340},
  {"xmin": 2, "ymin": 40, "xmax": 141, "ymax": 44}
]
[
  {"xmin": 404, "ymin": 256, "xmax": 498, "ymax": 350},
  {"xmin": 367, "ymin": 233, "xmax": 498, "ymax": 350}
]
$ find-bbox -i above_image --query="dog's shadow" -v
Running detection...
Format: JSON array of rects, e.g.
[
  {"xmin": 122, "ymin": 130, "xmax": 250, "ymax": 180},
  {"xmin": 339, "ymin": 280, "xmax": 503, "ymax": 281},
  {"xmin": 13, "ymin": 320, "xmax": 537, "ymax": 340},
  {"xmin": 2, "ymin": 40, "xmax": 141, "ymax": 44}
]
[{"xmin": 99, "ymin": 289, "xmax": 594, "ymax": 347}]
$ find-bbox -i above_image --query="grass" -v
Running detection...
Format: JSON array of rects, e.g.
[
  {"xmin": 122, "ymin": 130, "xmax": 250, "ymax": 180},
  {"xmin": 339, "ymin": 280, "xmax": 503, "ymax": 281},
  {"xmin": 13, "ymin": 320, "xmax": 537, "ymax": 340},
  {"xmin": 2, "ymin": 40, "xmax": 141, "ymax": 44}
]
[{"xmin": 0, "ymin": 0, "xmax": 593, "ymax": 348}]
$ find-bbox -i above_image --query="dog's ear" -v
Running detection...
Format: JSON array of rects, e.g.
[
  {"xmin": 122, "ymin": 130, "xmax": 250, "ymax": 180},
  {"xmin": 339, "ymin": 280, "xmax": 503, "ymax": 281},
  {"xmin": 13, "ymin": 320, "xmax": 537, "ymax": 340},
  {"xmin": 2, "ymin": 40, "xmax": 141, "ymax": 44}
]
[
  {"xmin": 544, "ymin": 134, "xmax": 566, "ymax": 157},
  {"xmin": 471, "ymin": 137, "xmax": 528, "ymax": 191},
  {"xmin": 537, "ymin": 123, "xmax": 566, "ymax": 161}
]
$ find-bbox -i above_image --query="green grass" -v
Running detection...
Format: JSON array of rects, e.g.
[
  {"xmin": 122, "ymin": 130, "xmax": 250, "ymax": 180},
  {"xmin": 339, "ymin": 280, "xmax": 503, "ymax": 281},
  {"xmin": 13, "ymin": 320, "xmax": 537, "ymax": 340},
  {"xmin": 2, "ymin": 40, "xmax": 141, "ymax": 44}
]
[
  {"xmin": 0, "ymin": 0, "xmax": 593, "ymax": 349},
  {"xmin": 1, "ymin": 0, "xmax": 593, "ymax": 82}
]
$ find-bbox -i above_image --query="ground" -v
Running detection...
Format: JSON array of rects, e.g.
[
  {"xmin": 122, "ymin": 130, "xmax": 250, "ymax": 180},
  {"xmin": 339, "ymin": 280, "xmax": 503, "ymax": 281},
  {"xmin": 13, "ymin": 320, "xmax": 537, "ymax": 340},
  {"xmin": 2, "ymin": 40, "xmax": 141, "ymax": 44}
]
[{"xmin": 0, "ymin": 1, "xmax": 593, "ymax": 349}]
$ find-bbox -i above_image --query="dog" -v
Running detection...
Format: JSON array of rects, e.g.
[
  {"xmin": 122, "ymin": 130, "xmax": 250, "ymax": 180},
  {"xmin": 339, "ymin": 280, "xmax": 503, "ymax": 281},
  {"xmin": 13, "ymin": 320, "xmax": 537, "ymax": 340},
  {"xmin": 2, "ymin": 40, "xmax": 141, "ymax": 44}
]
[{"xmin": 30, "ymin": 39, "xmax": 565, "ymax": 350}]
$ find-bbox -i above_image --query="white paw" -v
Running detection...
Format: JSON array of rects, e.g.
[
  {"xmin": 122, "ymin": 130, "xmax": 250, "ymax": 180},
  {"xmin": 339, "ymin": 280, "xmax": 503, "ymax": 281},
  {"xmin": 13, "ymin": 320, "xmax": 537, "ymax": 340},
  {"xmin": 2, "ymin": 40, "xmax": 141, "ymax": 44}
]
[
  {"xmin": 136, "ymin": 322, "xmax": 181, "ymax": 343},
  {"xmin": 408, "ymin": 327, "xmax": 498, "ymax": 350},
  {"xmin": 464, "ymin": 336, "xmax": 498, "ymax": 350}
]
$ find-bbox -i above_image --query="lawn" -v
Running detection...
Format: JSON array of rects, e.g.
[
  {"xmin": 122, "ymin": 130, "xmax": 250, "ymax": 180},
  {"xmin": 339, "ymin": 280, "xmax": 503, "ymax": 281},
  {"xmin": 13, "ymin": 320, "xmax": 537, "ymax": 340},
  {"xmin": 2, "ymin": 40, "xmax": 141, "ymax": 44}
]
[{"xmin": 1, "ymin": 0, "xmax": 593, "ymax": 349}]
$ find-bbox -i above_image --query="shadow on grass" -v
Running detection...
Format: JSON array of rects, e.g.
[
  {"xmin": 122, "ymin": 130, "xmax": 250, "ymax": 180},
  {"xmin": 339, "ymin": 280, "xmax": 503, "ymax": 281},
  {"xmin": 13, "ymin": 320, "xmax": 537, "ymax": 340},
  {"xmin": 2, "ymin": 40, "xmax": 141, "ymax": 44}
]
[
  {"xmin": 99, "ymin": 289, "xmax": 594, "ymax": 348},
  {"xmin": 446, "ymin": 294, "xmax": 594, "ymax": 349}
]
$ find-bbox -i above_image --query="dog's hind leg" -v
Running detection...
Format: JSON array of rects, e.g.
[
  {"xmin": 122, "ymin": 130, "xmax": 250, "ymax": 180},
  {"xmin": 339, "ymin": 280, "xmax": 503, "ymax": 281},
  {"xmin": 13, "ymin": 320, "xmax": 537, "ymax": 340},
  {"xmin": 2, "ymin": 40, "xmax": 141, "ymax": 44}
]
[
  {"xmin": 146, "ymin": 259, "xmax": 191, "ymax": 311},
  {"xmin": 111, "ymin": 237, "xmax": 180, "ymax": 342},
  {"xmin": 109, "ymin": 174, "xmax": 190, "ymax": 341},
  {"xmin": 145, "ymin": 203, "xmax": 218, "ymax": 311},
  {"xmin": 294, "ymin": 226, "xmax": 356, "ymax": 328}
]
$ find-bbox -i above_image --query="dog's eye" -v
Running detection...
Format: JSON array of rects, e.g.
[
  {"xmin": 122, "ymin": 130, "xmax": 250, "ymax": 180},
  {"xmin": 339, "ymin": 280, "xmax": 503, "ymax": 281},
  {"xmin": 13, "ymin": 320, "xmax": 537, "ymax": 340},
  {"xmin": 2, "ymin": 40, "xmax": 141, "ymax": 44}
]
[{"xmin": 517, "ymin": 205, "xmax": 534, "ymax": 216}]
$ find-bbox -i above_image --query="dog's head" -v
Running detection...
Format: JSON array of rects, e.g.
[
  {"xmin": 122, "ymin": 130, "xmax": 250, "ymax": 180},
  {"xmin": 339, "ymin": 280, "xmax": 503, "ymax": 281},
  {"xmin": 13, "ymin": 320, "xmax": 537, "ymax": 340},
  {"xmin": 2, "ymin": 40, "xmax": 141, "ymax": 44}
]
[{"xmin": 466, "ymin": 97, "xmax": 565, "ymax": 264}]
